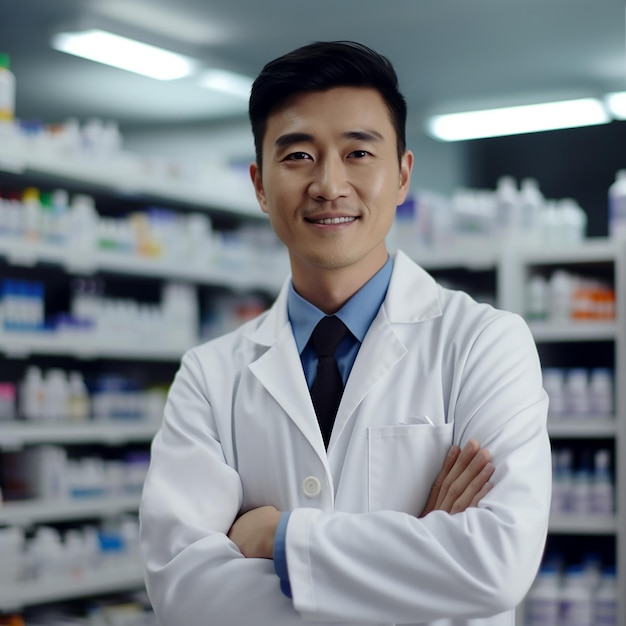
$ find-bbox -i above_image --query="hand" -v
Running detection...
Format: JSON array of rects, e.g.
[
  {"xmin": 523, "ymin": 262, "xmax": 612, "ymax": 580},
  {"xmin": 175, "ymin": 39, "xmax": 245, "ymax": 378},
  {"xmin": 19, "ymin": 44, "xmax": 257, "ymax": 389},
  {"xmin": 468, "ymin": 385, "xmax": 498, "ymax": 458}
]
[
  {"xmin": 228, "ymin": 505, "xmax": 282, "ymax": 559},
  {"xmin": 419, "ymin": 439, "xmax": 494, "ymax": 517}
]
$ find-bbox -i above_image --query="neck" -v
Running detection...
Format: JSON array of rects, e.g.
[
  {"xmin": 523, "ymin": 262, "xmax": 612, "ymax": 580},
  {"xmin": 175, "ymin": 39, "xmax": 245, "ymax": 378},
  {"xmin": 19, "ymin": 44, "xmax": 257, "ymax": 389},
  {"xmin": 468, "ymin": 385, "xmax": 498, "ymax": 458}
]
[{"xmin": 291, "ymin": 254, "xmax": 389, "ymax": 314}]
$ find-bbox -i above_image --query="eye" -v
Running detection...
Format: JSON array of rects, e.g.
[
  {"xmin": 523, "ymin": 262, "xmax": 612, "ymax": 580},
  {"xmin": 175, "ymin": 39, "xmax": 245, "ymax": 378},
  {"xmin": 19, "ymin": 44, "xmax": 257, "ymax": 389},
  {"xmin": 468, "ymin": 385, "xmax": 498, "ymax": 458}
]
[
  {"xmin": 348, "ymin": 150, "xmax": 370, "ymax": 159},
  {"xmin": 284, "ymin": 151, "xmax": 311, "ymax": 161}
]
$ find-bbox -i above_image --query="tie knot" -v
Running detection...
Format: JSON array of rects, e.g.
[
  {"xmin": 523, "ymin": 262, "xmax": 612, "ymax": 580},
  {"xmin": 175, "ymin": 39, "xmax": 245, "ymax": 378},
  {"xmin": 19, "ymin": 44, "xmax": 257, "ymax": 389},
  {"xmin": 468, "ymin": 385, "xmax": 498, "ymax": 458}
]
[{"xmin": 310, "ymin": 316, "xmax": 348, "ymax": 358}]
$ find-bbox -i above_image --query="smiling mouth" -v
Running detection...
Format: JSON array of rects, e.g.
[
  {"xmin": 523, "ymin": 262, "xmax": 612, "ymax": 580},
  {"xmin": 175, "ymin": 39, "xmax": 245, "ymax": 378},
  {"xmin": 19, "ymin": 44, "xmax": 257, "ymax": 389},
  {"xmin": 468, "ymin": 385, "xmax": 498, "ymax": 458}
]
[{"xmin": 305, "ymin": 216, "xmax": 358, "ymax": 225}]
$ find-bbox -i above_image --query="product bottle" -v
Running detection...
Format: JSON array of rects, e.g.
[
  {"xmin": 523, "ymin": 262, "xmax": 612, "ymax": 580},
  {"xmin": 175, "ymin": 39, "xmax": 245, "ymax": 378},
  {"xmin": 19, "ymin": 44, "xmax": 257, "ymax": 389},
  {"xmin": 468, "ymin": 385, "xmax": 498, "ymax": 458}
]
[
  {"xmin": 608, "ymin": 170, "xmax": 626, "ymax": 238},
  {"xmin": 588, "ymin": 368, "xmax": 614, "ymax": 416},
  {"xmin": 524, "ymin": 563, "xmax": 560, "ymax": 626},
  {"xmin": 548, "ymin": 270, "xmax": 573, "ymax": 322},
  {"xmin": 67, "ymin": 371, "xmax": 90, "ymax": 422},
  {"xmin": 590, "ymin": 449, "xmax": 614, "ymax": 515},
  {"xmin": 19, "ymin": 366, "xmax": 45, "ymax": 420},
  {"xmin": 494, "ymin": 176, "xmax": 519, "ymax": 240},
  {"xmin": 519, "ymin": 178, "xmax": 544, "ymax": 246},
  {"xmin": 564, "ymin": 368, "xmax": 590, "ymax": 417},
  {"xmin": 593, "ymin": 566, "xmax": 618, "ymax": 626},
  {"xmin": 542, "ymin": 368, "xmax": 566, "ymax": 418},
  {"xmin": 526, "ymin": 275, "xmax": 549, "ymax": 321},
  {"xmin": 551, "ymin": 448, "xmax": 573, "ymax": 514},
  {"xmin": 0, "ymin": 52, "xmax": 16, "ymax": 123},
  {"xmin": 560, "ymin": 565, "xmax": 593, "ymax": 626}
]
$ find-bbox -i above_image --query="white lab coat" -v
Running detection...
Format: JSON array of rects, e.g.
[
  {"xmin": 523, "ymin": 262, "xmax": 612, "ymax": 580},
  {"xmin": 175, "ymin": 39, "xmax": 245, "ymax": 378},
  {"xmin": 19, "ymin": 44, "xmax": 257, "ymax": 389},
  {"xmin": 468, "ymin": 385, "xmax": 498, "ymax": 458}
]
[{"xmin": 139, "ymin": 250, "xmax": 551, "ymax": 626}]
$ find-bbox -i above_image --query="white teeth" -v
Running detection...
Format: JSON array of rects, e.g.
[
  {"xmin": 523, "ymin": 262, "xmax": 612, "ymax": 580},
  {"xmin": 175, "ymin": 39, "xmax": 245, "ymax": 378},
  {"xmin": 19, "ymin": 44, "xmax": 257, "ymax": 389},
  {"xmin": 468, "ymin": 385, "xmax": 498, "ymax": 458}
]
[{"xmin": 313, "ymin": 216, "xmax": 356, "ymax": 224}]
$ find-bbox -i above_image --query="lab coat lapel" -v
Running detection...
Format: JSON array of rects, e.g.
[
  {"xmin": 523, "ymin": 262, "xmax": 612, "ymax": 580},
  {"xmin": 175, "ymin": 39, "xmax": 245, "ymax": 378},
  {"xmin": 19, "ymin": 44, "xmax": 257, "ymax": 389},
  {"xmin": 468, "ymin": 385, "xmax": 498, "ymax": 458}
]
[
  {"xmin": 330, "ymin": 251, "xmax": 443, "ymax": 448},
  {"xmin": 330, "ymin": 307, "xmax": 406, "ymax": 446},
  {"xmin": 246, "ymin": 283, "xmax": 327, "ymax": 459}
]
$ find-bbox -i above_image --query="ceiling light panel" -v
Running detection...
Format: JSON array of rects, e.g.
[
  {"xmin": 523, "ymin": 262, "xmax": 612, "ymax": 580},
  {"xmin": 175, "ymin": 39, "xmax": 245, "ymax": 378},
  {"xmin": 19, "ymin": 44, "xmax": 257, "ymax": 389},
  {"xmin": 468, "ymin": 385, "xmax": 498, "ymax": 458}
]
[
  {"xmin": 51, "ymin": 29, "xmax": 198, "ymax": 80},
  {"xmin": 427, "ymin": 98, "xmax": 610, "ymax": 141},
  {"xmin": 606, "ymin": 92, "xmax": 626, "ymax": 119}
]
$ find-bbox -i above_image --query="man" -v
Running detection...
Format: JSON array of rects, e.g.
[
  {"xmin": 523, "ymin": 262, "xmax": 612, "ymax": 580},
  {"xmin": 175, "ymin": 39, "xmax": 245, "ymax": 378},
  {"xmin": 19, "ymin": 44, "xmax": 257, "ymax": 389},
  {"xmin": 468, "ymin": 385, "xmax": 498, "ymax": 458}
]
[{"xmin": 139, "ymin": 41, "xmax": 551, "ymax": 626}]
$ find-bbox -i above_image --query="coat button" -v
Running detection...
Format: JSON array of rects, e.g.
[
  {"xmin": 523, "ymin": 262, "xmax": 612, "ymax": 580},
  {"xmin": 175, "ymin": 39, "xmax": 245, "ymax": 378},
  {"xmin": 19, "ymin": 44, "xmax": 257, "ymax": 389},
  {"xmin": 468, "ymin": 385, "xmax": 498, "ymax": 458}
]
[{"xmin": 302, "ymin": 476, "xmax": 321, "ymax": 498}]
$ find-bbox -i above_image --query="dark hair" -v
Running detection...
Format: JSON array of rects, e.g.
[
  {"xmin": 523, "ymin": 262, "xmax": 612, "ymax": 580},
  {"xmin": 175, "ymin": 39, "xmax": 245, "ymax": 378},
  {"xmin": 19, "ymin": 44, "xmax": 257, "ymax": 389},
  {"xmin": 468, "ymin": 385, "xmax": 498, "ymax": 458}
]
[{"xmin": 249, "ymin": 41, "xmax": 407, "ymax": 169}]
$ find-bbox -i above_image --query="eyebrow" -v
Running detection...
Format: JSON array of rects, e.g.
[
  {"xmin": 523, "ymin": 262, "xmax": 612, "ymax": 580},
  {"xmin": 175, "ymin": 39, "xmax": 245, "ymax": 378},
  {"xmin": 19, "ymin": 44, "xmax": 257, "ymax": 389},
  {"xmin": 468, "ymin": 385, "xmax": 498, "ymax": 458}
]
[{"xmin": 273, "ymin": 129, "xmax": 385, "ymax": 149}]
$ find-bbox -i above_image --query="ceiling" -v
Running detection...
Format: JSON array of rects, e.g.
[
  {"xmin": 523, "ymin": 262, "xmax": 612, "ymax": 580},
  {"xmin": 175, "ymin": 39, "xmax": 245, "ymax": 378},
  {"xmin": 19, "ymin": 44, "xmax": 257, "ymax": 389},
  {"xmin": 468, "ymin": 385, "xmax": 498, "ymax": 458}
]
[{"xmin": 1, "ymin": 0, "xmax": 625, "ymax": 139}]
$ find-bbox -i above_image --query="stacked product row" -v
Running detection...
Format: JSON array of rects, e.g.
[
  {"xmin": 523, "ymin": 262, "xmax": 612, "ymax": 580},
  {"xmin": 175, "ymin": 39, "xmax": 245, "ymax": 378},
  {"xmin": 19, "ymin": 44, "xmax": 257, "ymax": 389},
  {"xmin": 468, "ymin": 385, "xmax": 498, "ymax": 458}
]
[
  {"xmin": 0, "ymin": 516, "xmax": 140, "ymax": 588},
  {"xmin": 0, "ymin": 366, "xmax": 166, "ymax": 424},
  {"xmin": 0, "ymin": 186, "xmax": 286, "ymax": 277},
  {"xmin": 0, "ymin": 446, "xmax": 149, "ymax": 503},
  {"xmin": 525, "ymin": 554, "xmax": 617, "ymax": 626}
]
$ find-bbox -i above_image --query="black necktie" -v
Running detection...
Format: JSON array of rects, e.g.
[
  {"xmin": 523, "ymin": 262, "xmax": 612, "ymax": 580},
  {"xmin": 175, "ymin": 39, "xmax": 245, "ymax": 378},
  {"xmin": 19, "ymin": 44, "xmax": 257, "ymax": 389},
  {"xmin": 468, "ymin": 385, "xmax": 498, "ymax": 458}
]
[{"xmin": 309, "ymin": 315, "xmax": 349, "ymax": 448}]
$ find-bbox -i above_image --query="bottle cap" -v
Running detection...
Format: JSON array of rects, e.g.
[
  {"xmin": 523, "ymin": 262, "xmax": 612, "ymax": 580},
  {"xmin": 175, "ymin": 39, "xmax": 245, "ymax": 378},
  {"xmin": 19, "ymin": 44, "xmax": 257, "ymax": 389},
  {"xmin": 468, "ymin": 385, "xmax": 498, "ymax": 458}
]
[{"xmin": 0, "ymin": 52, "xmax": 10, "ymax": 70}]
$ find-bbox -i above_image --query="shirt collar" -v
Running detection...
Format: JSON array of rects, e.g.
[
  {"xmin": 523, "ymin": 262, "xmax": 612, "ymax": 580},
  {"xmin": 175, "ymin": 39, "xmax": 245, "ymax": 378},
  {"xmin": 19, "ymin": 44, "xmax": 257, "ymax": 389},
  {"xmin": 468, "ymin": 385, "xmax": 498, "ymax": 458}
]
[{"xmin": 288, "ymin": 255, "xmax": 394, "ymax": 354}]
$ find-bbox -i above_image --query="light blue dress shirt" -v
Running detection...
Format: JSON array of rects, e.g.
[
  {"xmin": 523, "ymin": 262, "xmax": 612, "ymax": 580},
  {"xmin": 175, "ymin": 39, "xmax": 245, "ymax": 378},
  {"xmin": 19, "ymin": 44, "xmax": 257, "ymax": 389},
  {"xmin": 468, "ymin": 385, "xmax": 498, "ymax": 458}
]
[{"xmin": 273, "ymin": 255, "xmax": 394, "ymax": 597}]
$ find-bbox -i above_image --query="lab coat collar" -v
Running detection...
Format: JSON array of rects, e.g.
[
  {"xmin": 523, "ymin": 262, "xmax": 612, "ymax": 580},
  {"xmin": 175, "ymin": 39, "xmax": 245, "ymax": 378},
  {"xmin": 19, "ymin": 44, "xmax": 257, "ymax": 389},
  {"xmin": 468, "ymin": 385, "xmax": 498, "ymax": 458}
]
[
  {"xmin": 245, "ymin": 249, "xmax": 442, "ymax": 347},
  {"xmin": 383, "ymin": 250, "xmax": 443, "ymax": 323}
]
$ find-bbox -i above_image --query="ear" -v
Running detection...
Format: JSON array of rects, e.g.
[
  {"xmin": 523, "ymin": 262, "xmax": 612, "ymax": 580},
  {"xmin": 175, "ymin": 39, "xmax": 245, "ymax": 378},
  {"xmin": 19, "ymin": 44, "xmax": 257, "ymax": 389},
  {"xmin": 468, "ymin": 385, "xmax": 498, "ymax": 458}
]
[
  {"xmin": 249, "ymin": 162, "xmax": 269, "ymax": 214},
  {"xmin": 396, "ymin": 150, "xmax": 414, "ymax": 205}
]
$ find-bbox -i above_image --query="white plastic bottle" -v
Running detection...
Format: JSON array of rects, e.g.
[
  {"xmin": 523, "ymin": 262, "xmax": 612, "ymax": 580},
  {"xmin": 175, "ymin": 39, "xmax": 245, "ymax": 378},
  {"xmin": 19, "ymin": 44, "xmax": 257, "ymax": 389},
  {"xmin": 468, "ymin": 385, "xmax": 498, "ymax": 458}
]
[
  {"xmin": 19, "ymin": 365, "xmax": 45, "ymax": 420},
  {"xmin": 593, "ymin": 566, "xmax": 618, "ymax": 626},
  {"xmin": 0, "ymin": 52, "xmax": 15, "ymax": 123},
  {"xmin": 560, "ymin": 565, "xmax": 593, "ymax": 626},
  {"xmin": 543, "ymin": 368, "xmax": 566, "ymax": 418},
  {"xmin": 564, "ymin": 368, "xmax": 590, "ymax": 417},
  {"xmin": 548, "ymin": 270, "xmax": 573, "ymax": 322},
  {"xmin": 570, "ymin": 458, "xmax": 592, "ymax": 516},
  {"xmin": 588, "ymin": 368, "xmax": 614, "ymax": 416},
  {"xmin": 551, "ymin": 448, "xmax": 573, "ymax": 514},
  {"xmin": 67, "ymin": 371, "xmax": 90, "ymax": 422},
  {"xmin": 608, "ymin": 170, "xmax": 626, "ymax": 238},
  {"xmin": 525, "ymin": 563, "xmax": 560, "ymax": 626},
  {"xmin": 526, "ymin": 275, "xmax": 549, "ymax": 321},
  {"xmin": 42, "ymin": 369, "xmax": 69, "ymax": 421},
  {"xmin": 519, "ymin": 178, "xmax": 544, "ymax": 246},
  {"xmin": 494, "ymin": 176, "xmax": 519, "ymax": 240},
  {"xmin": 590, "ymin": 449, "xmax": 614, "ymax": 515}
]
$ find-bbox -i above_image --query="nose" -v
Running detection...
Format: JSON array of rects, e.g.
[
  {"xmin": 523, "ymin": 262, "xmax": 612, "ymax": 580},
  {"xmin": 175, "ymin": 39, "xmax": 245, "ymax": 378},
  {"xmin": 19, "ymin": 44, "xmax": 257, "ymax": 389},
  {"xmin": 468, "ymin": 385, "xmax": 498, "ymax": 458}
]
[{"xmin": 308, "ymin": 155, "xmax": 350, "ymax": 201}]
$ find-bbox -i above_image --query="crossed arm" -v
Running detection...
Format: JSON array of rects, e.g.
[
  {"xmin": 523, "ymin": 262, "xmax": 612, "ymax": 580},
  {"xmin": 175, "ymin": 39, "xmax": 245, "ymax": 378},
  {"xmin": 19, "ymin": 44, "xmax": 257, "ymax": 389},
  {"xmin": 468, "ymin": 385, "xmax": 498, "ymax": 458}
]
[{"xmin": 228, "ymin": 438, "xmax": 494, "ymax": 559}]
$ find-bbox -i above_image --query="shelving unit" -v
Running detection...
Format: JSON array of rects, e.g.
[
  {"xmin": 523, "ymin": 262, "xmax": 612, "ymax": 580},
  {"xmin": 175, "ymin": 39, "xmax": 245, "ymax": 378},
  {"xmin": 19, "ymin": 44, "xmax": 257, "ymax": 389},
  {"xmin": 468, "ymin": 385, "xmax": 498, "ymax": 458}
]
[
  {"xmin": 417, "ymin": 239, "xmax": 624, "ymax": 626},
  {"xmin": 0, "ymin": 140, "xmax": 285, "ymax": 616},
  {"xmin": 0, "ymin": 495, "xmax": 142, "ymax": 526},
  {"xmin": 0, "ymin": 562, "xmax": 145, "ymax": 612},
  {"xmin": 2, "ymin": 135, "xmax": 623, "ymax": 621}
]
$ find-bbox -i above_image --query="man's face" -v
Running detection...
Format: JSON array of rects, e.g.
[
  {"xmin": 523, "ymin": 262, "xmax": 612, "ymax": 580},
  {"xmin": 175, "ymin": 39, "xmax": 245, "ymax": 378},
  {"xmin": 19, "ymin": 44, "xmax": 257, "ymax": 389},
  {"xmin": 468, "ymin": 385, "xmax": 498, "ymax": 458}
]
[{"xmin": 250, "ymin": 87, "xmax": 413, "ymax": 285}]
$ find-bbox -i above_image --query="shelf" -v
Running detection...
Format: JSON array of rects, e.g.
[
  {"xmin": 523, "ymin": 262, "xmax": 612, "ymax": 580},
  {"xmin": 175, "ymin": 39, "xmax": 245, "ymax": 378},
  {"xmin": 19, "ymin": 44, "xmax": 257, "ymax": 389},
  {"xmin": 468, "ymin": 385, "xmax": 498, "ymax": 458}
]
[
  {"xmin": 0, "ymin": 494, "xmax": 141, "ymax": 526},
  {"xmin": 0, "ymin": 140, "xmax": 260, "ymax": 218},
  {"xmin": 528, "ymin": 320, "xmax": 617, "ymax": 342},
  {"xmin": 516, "ymin": 239, "xmax": 618, "ymax": 265},
  {"xmin": 548, "ymin": 418, "xmax": 617, "ymax": 438},
  {"xmin": 0, "ymin": 561, "xmax": 145, "ymax": 611},
  {"xmin": 0, "ymin": 238, "xmax": 287, "ymax": 293},
  {"xmin": 0, "ymin": 420, "xmax": 159, "ymax": 448},
  {"xmin": 411, "ymin": 247, "xmax": 499, "ymax": 270},
  {"xmin": 0, "ymin": 330, "xmax": 189, "ymax": 360},
  {"xmin": 549, "ymin": 513, "xmax": 618, "ymax": 535}
]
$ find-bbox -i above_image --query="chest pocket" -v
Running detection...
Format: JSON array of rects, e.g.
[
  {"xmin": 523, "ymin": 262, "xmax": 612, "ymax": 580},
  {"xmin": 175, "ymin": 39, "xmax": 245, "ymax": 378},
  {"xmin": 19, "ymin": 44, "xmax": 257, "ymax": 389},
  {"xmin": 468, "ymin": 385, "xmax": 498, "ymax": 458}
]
[{"xmin": 367, "ymin": 421, "xmax": 454, "ymax": 514}]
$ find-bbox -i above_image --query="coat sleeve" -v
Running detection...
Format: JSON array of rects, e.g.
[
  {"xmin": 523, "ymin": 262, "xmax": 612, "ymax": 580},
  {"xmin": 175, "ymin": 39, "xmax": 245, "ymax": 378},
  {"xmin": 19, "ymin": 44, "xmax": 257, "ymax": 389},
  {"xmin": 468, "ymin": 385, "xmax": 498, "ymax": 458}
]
[
  {"xmin": 138, "ymin": 350, "xmax": 312, "ymax": 626},
  {"xmin": 285, "ymin": 312, "xmax": 552, "ymax": 624}
]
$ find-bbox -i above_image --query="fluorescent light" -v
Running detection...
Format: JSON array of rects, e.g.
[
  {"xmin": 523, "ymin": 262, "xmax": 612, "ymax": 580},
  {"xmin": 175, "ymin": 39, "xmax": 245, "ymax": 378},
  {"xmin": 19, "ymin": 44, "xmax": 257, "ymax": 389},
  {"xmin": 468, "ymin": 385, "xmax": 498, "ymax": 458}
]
[
  {"xmin": 606, "ymin": 92, "xmax": 626, "ymax": 120},
  {"xmin": 198, "ymin": 69, "xmax": 253, "ymax": 99},
  {"xmin": 51, "ymin": 29, "xmax": 197, "ymax": 80},
  {"xmin": 427, "ymin": 98, "xmax": 610, "ymax": 141}
]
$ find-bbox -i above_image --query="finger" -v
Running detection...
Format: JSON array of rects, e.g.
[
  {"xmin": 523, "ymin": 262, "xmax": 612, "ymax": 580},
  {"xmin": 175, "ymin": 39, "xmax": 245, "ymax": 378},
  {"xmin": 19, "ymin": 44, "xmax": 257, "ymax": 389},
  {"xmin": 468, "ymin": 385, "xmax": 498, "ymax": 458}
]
[
  {"xmin": 449, "ymin": 463, "xmax": 495, "ymax": 514},
  {"xmin": 419, "ymin": 444, "xmax": 460, "ymax": 517},
  {"xmin": 469, "ymin": 482, "xmax": 494, "ymax": 508},
  {"xmin": 437, "ymin": 446, "xmax": 492, "ymax": 511},
  {"xmin": 434, "ymin": 439, "xmax": 483, "ymax": 509}
]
